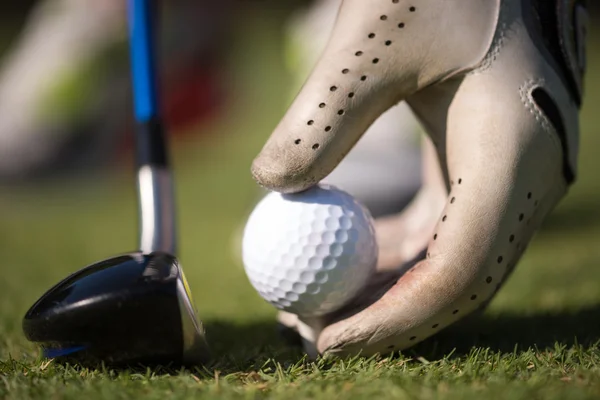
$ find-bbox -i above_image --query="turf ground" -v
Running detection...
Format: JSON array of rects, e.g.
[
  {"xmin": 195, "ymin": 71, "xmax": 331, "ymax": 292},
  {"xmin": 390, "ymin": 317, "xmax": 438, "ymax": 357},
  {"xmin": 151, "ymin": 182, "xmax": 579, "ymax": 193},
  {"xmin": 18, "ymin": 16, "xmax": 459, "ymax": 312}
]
[{"xmin": 1, "ymin": 7, "xmax": 600, "ymax": 400}]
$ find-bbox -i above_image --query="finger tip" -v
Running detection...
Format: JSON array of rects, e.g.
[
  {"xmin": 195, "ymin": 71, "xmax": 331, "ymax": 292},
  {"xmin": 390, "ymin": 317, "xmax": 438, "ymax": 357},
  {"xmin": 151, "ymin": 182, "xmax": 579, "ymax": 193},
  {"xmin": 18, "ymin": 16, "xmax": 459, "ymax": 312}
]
[
  {"xmin": 251, "ymin": 154, "xmax": 315, "ymax": 194},
  {"xmin": 316, "ymin": 335, "xmax": 334, "ymax": 356}
]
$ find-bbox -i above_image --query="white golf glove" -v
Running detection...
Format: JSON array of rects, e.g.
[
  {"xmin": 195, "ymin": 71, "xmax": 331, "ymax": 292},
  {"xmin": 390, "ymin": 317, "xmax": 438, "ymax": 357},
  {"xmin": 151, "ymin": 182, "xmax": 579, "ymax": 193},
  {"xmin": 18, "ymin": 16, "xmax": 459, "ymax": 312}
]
[{"xmin": 251, "ymin": 0, "xmax": 589, "ymax": 357}]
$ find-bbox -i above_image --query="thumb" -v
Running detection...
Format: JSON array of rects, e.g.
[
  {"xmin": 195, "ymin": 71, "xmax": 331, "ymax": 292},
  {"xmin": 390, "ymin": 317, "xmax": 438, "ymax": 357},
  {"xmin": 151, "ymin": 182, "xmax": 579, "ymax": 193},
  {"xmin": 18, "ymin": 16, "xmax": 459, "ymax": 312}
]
[{"xmin": 251, "ymin": 0, "xmax": 499, "ymax": 193}]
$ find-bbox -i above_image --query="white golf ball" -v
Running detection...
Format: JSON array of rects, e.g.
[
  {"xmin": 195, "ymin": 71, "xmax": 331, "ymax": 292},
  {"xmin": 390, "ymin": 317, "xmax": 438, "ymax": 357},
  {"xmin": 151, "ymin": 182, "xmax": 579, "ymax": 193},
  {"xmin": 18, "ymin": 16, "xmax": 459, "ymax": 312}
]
[{"xmin": 242, "ymin": 183, "xmax": 378, "ymax": 317}]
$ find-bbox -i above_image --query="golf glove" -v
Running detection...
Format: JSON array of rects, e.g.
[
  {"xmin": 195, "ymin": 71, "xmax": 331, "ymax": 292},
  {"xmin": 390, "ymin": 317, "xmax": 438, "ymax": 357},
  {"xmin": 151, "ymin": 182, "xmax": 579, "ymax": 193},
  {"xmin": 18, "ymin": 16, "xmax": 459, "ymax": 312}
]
[{"xmin": 252, "ymin": 0, "xmax": 588, "ymax": 357}]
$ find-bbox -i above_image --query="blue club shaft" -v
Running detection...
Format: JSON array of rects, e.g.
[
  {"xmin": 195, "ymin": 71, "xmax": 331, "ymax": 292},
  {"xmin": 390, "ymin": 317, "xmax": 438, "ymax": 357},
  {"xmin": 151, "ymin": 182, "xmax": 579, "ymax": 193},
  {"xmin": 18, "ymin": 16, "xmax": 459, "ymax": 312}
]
[
  {"xmin": 128, "ymin": 0, "xmax": 159, "ymax": 123},
  {"xmin": 127, "ymin": 0, "xmax": 167, "ymax": 168},
  {"xmin": 127, "ymin": 0, "xmax": 176, "ymax": 254}
]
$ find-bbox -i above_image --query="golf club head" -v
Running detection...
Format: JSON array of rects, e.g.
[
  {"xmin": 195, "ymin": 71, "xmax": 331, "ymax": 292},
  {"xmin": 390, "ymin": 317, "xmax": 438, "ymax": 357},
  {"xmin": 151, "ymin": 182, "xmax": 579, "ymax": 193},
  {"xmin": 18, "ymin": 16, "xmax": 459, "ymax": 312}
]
[{"xmin": 23, "ymin": 251, "xmax": 209, "ymax": 366}]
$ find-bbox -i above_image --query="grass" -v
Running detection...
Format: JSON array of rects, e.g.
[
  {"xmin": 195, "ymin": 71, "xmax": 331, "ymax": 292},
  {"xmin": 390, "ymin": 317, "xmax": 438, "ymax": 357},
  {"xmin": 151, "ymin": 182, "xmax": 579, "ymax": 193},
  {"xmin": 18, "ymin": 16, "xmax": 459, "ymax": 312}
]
[{"xmin": 1, "ymin": 7, "xmax": 600, "ymax": 400}]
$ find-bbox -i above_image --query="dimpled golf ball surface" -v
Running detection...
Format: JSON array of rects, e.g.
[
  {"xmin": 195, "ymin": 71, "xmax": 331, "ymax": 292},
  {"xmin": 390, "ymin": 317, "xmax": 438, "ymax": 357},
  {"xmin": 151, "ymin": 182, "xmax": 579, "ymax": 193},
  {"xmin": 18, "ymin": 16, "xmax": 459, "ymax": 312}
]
[{"xmin": 242, "ymin": 184, "xmax": 378, "ymax": 317}]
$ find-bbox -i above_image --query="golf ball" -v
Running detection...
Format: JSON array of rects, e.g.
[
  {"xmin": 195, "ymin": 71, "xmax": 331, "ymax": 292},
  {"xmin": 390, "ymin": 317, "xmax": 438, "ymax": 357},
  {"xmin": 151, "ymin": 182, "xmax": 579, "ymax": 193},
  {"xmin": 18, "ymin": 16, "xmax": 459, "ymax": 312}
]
[{"xmin": 242, "ymin": 183, "xmax": 378, "ymax": 317}]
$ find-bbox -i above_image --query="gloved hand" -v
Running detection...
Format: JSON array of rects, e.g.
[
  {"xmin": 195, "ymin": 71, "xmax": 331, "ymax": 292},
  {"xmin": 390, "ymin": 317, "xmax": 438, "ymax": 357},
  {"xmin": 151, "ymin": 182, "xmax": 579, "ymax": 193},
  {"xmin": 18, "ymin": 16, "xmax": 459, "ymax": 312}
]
[{"xmin": 251, "ymin": 0, "xmax": 589, "ymax": 357}]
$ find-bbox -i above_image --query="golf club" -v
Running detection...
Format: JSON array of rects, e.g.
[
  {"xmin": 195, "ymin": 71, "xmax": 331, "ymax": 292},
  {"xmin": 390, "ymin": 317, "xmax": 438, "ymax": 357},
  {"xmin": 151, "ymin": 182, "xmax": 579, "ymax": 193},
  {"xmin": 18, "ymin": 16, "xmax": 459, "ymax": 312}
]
[{"xmin": 21, "ymin": 0, "xmax": 210, "ymax": 366}]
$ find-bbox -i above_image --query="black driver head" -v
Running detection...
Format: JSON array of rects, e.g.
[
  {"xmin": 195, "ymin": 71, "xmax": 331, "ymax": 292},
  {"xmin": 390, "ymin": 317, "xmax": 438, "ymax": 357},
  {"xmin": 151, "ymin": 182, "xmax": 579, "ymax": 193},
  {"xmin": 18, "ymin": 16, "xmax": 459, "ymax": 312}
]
[{"xmin": 22, "ymin": 251, "xmax": 209, "ymax": 367}]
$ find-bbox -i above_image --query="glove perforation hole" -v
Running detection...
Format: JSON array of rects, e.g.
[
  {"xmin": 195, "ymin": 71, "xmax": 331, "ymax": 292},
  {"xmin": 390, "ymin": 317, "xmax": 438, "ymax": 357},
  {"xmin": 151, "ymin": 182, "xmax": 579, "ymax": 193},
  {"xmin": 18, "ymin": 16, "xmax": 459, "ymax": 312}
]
[
  {"xmin": 348, "ymin": 92, "xmax": 355, "ymax": 98},
  {"xmin": 380, "ymin": 15, "xmax": 388, "ymax": 21},
  {"xmin": 312, "ymin": 143, "xmax": 320, "ymax": 150},
  {"xmin": 372, "ymin": 58, "xmax": 380, "ymax": 64},
  {"xmin": 337, "ymin": 110, "xmax": 345, "ymax": 115},
  {"xmin": 398, "ymin": 22, "xmax": 405, "ymax": 28},
  {"xmin": 355, "ymin": 51, "xmax": 363, "ymax": 56},
  {"xmin": 294, "ymin": 139, "xmax": 301, "ymax": 145},
  {"xmin": 452, "ymin": 309, "xmax": 459, "ymax": 314},
  {"xmin": 325, "ymin": 126, "xmax": 332, "ymax": 132},
  {"xmin": 409, "ymin": 6, "xmax": 416, "ymax": 12},
  {"xmin": 527, "ymin": 192, "xmax": 532, "ymax": 199},
  {"xmin": 442, "ymin": 215, "xmax": 447, "ymax": 222},
  {"xmin": 470, "ymin": 294, "xmax": 477, "ymax": 300},
  {"xmin": 486, "ymin": 276, "xmax": 493, "ymax": 284},
  {"xmin": 360, "ymin": 75, "xmax": 367, "ymax": 81},
  {"xmin": 385, "ymin": 40, "xmax": 392, "ymax": 46},
  {"xmin": 432, "ymin": 324, "xmax": 439, "ymax": 329},
  {"xmin": 519, "ymin": 213, "xmax": 524, "ymax": 221},
  {"xmin": 458, "ymin": 178, "xmax": 462, "ymax": 184},
  {"xmin": 450, "ymin": 197, "xmax": 456, "ymax": 204},
  {"xmin": 319, "ymin": 102, "xmax": 326, "ymax": 108},
  {"xmin": 509, "ymin": 234, "xmax": 515, "ymax": 243},
  {"xmin": 392, "ymin": 0, "xmax": 399, "ymax": 3},
  {"xmin": 409, "ymin": 336, "xmax": 417, "ymax": 341},
  {"xmin": 307, "ymin": 120, "xmax": 314, "ymax": 126},
  {"xmin": 433, "ymin": 234, "xmax": 437, "ymax": 240},
  {"xmin": 330, "ymin": 86, "xmax": 338, "ymax": 92},
  {"xmin": 368, "ymin": 33, "xmax": 376, "ymax": 39},
  {"xmin": 387, "ymin": 344, "xmax": 395, "ymax": 349},
  {"xmin": 497, "ymin": 256, "xmax": 503, "ymax": 263},
  {"xmin": 342, "ymin": 68, "xmax": 350, "ymax": 74}
]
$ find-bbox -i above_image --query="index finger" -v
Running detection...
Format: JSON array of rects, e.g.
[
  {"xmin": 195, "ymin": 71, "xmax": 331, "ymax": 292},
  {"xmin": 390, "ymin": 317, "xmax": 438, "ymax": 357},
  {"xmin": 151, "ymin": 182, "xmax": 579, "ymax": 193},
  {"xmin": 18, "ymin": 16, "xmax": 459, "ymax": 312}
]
[{"xmin": 251, "ymin": 0, "xmax": 499, "ymax": 193}]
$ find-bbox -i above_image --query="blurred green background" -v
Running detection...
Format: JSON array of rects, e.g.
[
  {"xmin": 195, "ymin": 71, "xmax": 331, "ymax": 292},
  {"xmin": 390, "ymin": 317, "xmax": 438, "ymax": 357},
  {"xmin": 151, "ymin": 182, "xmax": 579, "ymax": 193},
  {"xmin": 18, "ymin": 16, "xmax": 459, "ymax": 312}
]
[{"xmin": 0, "ymin": 0, "xmax": 598, "ymax": 372}]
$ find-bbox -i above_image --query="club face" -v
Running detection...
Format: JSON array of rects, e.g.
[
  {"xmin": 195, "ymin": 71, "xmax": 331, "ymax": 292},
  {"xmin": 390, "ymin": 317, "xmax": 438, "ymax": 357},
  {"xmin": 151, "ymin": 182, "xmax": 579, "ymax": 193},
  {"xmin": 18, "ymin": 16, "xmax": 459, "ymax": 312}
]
[{"xmin": 23, "ymin": 251, "xmax": 209, "ymax": 366}]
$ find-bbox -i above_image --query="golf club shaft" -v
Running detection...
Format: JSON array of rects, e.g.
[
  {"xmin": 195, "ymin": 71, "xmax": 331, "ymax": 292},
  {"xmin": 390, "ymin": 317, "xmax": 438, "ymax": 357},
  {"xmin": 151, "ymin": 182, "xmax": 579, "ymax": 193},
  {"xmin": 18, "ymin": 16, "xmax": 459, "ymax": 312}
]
[{"xmin": 128, "ymin": 0, "xmax": 176, "ymax": 255}]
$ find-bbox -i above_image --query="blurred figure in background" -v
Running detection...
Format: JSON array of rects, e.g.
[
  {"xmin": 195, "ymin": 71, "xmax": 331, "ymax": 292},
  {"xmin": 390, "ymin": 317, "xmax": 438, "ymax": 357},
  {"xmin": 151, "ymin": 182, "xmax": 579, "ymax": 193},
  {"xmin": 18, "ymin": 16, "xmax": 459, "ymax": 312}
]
[{"xmin": 0, "ymin": 0, "xmax": 228, "ymax": 182}]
